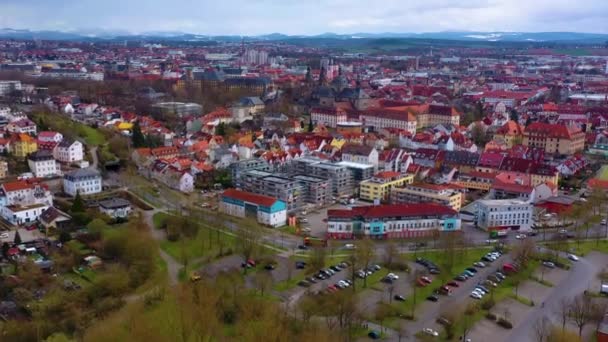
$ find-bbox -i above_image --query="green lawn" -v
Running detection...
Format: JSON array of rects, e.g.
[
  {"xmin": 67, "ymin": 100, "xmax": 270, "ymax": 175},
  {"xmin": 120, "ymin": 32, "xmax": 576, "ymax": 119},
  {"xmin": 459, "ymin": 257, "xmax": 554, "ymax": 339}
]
[
  {"xmin": 543, "ymin": 239, "xmax": 608, "ymax": 256},
  {"xmin": 597, "ymin": 165, "xmax": 608, "ymax": 181},
  {"xmin": 152, "ymin": 212, "xmax": 172, "ymax": 229},
  {"xmin": 159, "ymin": 225, "xmax": 237, "ymax": 262}
]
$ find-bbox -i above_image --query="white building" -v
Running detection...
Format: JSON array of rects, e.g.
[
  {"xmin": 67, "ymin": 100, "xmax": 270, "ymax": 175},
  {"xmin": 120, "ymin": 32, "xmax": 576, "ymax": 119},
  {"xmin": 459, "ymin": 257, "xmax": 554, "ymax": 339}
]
[
  {"xmin": 220, "ymin": 188, "xmax": 287, "ymax": 227},
  {"xmin": 98, "ymin": 198, "xmax": 132, "ymax": 219},
  {"xmin": 358, "ymin": 109, "xmax": 417, "ymax": 136},
  {"xmin": 1, "ymin": 203, "xmax": 49, "ymax": 225},
  {"xmin": 55, "ymin": 139, "xmax": 84, "ymax": 163},
  {"xmin": 0, "ymin": 180, "xmax": 53, "ymax": 207},
  {"xmin": 0, "ymin": 80, "xmax": 22, "ymax": 96},
  {"xmin": 311, "ymin": 107, "xmax": 347, "ymax": 128},
  {"xmin": 474, "ymin": 199, "xmax": 534, "ymax": 232},
  {"xmin": 63, "ymin": 168, "xmax": 102, "ymax": 196},
  {"xmin": 27, "ymin": 150, "xmax": 60, "ymax": 178}
]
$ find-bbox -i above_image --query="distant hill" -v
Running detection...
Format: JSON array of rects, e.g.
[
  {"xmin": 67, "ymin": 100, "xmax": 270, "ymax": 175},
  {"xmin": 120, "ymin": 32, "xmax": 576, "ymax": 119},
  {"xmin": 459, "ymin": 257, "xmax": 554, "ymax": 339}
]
[{"xmin": 0, "ymin": 28, "xmax": 607, "ymax": 44}]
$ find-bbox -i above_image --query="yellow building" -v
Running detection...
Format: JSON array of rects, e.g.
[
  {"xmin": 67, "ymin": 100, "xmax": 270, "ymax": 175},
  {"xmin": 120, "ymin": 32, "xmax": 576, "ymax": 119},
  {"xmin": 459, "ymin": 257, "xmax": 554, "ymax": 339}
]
[
  {"xmin": 494, "ymin": 120, "xmax": 524, "ymax": 148},
  {"xmin": 452, "ymin": 171, "xmax": 496, "ymax": 191},
  {"xmin": 12, "ymin": 134, "xmax": 37, "ymax": 158},
  {"xmin": 416, "ymin": 104, "xmax": 460, "ymax": 129},
  {"xmin": 391, "ymin": 183, "xmax": 464, "ymax": 211},
  {"xmin": 359, "ymin": 172, "xmax": 414, "ymax": 202}
]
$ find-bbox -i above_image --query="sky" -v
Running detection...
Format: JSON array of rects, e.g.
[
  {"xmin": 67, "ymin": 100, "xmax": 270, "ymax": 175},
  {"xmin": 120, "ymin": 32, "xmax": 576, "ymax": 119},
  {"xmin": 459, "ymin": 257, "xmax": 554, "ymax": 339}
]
[{"xmin": 1, "ymin": 0, "xmax": 607, "ymax": 35}]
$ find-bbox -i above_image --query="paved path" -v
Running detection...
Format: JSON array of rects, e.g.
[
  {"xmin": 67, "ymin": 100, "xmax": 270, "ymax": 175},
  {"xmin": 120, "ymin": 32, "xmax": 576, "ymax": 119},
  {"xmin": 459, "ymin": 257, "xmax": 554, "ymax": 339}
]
[
  {"xmin": 89, "ymin": 146, "xmax": 99, "ymax": 169},
  {"xmin": 142, "ymin": 210, "xmax": 180, "ymax": 286},
  {"xmin": 504, "ymin": 252, "xmax": 601, "ymax": 342}
]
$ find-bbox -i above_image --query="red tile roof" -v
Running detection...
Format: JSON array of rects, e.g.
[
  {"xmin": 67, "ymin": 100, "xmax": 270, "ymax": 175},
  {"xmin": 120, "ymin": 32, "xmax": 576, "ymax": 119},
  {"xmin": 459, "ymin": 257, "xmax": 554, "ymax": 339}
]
[
  {"xmin": 328, "ymin": 203, "xmax": 456, "ymax": 219},
  {"xmin": 221, "ymin": 188, "xmax": 279, "ymax": 207},
  {"xmin": 525, "ymin": 122, "xmax": 582, "ymax": 140}
]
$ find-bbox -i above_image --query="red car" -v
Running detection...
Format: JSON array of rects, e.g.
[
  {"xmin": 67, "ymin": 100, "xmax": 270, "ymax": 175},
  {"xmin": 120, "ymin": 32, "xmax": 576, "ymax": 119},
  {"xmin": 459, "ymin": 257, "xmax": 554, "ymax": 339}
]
[
  {"xmin": 421, "ymin": 276, "xmax": 432, "ymax": 284},
  {"xmin": 447, "ymin": 281, "xmax": 460, "ymax": 288},
  {"xmin": 417, "ymin": 279, "xmax": 428, "ymax": 287}
]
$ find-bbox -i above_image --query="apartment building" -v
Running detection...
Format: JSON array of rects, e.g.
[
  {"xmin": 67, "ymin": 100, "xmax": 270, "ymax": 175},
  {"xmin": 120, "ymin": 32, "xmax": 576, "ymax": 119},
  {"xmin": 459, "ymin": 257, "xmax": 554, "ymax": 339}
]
[
  {"xmin": 359, "ymin": 171, "xmax": 414, "ymax": 202},
  {"xmin": 293, "ymin": 175, "xmax": 332, "ymax": 206},
  {"xmin": 229, "ymin": 158, "xmax": 271, "ymax": 187},
  {"xmin": 291, "ymin": 157, "xmax": 354, "ymax": 198},
  {"xmin": 27, "ymin": 150, "xmax": 60, "ymax": 178},
  {"xmin": 391, "ymin": 183, "xmax": 464, "ymax": 211},
  {"xmin": 63, "ymin": 168, "xmax": 102, "ymax": 196},
  {"xmin": 240, "ymin": 170, "xmax": 303, "ymax": 211}
]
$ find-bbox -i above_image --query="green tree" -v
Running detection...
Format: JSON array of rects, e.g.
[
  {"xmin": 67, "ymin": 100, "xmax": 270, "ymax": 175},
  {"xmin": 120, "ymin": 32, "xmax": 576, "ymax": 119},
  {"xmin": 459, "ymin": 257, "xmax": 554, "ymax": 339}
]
[
  {"xmin": 215, "ymin": 122, "xmax": 226, "ymax": 136},
  {"xmin": 131, "ymin": 120, "xmax": 146, "ymax": 148},
  {"xmin": 71, "ymin": 191, "xmax": 85, "ymax": 213},
  {"xmin": 510, "ymin": 109, "xmax": 519, "ymax": 122},
  {"xmin": 308, "ymin": 117, "xmax": 314, "ymax": 132},
  {"xmin": 14, "ymin": 230, "xmax": 21, "ymax": 245},
  {"xmin": 471, "ymin": 122, "xmax": 488, "ymax": 146}
]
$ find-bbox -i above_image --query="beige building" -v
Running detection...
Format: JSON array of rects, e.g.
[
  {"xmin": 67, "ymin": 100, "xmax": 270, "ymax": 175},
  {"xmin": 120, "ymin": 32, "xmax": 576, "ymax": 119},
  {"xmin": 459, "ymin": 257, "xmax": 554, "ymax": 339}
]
[
  {"xmin": 523, "ymin": 123, "xmax": 585, "ymax": 155},
  {"xmin": 391, "ymin": 183, "xmax": 464, "ymax": 211},
  {"xmin": 416, "ymin": 104, "xmax": 460, "ymax": 129}
]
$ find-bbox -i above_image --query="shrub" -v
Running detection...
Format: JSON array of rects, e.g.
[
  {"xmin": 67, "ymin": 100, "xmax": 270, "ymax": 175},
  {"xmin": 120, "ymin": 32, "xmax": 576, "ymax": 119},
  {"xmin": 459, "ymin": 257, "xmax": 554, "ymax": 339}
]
[
  {"xmin": 485, "ymin": 312, "xmax": 497, "ymax": 321},
  {"xmin": 481, "ymin": 298, "xmax": 495, "ymax": 310},
  {"xmin": 497, "ymin": 318, "xmax": 513, "ymax": 329}
]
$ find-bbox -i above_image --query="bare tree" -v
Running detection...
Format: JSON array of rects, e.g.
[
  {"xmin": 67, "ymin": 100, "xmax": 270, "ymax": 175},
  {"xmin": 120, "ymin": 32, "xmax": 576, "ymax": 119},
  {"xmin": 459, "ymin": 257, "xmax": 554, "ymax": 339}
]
[
  {"xmin": 355, "ymin": 238, "xmax": 375, "ymax": 288},
  {"xmin": 557, "ymin": 297, "xmax": 571, "ymax": 333},
  {"xmin": 235, "ymin": 219, "xmax": 262, "ymax": 274},
  {"xmin": 532, "ymin": 315, "xmax": 552, "ymax": 342},
  {"xmin": 383, "ymin": 240, "xmax": 398, "ymax": 268},
  {"xmin": 409, "ymin": 269, "xmax": 424, "ymax": 319},
  {"xmin": 569, "ymin": 294, "xmax": 593, "ymax": 337},
  {"xmin": 589, "ymin": 300, "xmax": 608, "ymax": 333}
]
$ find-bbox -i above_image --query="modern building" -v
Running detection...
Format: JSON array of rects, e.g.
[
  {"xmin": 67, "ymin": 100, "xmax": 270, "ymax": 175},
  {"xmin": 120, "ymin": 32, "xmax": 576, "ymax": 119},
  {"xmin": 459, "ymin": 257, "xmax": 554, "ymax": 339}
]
[
  {"xmin": 27, "ymin": 150, "xmax": 60, "ymax": 178},
  {"xmin": 359, "ymin": 172, "xmax": 414, "ymax": 202},
  {"xmin": 98, "ymin": 198, "xmax": 132, "ymax": 219},
  {"xmin": 291, "ymin": 157, "xmax": 354, "ymax": 197},
  {"xmin": 523, "ymin": 122, "xmax": 585, "ymax": 155},
  {"xmin": 326, "ymin": 203, "xmax": 461, "ymax": 239},
  {"xmin": 240, "ymin": 170, "xmax": 303, "ymax": 211},
  {"xmin": 63, "ymin": 168, "xmax": 102, "ymax": 196},
  {"xmin": 391, "ymin": 183, "xmax": 464, "ymax": 211},
  {"xmin": 220, "ymin": 188, "xmax": 287, "ymax": 227},
  {"xmin": 151, "ymin": 102, "xmax": 203, "ymax": 118},
  {"xmin": 229, "ymin": 159, "xmax": 271, "ymax": 187},
  {"xmin": 474, "ymin": 199, "xmax": 534, "ymax": 232},
  {"xmin": 293, "ymin": 175, "xmax": 332, "ymax": 206}
]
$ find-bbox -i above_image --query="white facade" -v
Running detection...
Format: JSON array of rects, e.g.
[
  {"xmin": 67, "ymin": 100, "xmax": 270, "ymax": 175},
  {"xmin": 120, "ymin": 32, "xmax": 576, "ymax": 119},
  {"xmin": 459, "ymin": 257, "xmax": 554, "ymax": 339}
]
[
  {"xmin": 63, "ymin": 169, "xmax": 102, "ymax": 196},
  {"xmin": 178, "ymin": 173, "xmax": 194, "ymax": 193},
  {"xmin": 56, "ymin": 140, "xmax": 84, "ymax": 163},
  {"xmin": 359, "ymin": 113, "xmax": 417, "ymax": 136},
  {"xmin": 28, "ymin": 157, "xmax": 60, "ymax": 178},
  {"xmin": 342, "ymin": 149, "xmax": 379, "ymax": 167},
  {"xmin": 1, "ymin": 182, "xmax": 53, "ymax": 207},
  {"xmin": 220, "ymin": 201, "xmax": 287, "ymax": 227},
  {"xmin": 38, "ymin": 132, "xmax": 64, "ymax": 143},
  {"xmin": 474, "ymin": 199, "xmax": 533, "ymax": 231},
  {"xmin": 0, "ymin": 81, "xmax": 22, "ymax": 96},
  {"xmin": 311, "ymin": 109, "xmax": 347, "ymax": 128},
  {"xmin": 1, "ymin": 204, "xmax": 49, "ymax": 225}
]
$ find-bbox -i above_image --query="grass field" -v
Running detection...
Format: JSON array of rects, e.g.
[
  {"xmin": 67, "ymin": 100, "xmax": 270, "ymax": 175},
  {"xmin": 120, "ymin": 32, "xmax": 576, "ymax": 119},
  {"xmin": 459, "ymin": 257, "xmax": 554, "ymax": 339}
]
[{"xmin": 599, "ymin": 165, "xmax": 608, "ymax": 181}]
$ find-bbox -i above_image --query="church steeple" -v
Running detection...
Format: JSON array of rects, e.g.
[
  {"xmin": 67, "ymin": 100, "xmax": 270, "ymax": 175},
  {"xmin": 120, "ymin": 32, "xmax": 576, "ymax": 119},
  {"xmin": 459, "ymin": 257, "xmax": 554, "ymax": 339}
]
[
  {"xmin": 318, "ymin": 66, "xmax": 327, "ymax": 86},
  {"xmin": 305, "ymin": 66, "xmax": 313, "ymax": 84}
]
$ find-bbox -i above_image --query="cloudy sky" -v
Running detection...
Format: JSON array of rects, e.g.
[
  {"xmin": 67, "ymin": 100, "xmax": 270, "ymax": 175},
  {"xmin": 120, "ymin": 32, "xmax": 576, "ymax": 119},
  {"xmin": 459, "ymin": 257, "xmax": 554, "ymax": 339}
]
[{"xmin": 1, "ymin": 0, "xmax": 607, "ymax": 35}]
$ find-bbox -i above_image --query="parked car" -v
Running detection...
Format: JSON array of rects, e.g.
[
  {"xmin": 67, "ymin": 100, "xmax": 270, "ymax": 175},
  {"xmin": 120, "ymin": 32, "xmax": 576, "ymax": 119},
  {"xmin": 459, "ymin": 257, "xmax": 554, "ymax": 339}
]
[
  {"xmin": 429, "ymin": 268, "xmax": 441, "ymax": 274},
  {"xmin": 426, "ymin": 295, "xmax": 439, "ymax": 302},
  {"xmin": 470, "ymin": 292, "xmax": 482, "ymax": 299},
  {"xmin": 436, "ymin": 316, "xmax": 452, "ymax": 326},
  {"xmin": 264, "ymin": 264, "xmax": 276, "ymax": 270},
  {"xmin": 344, "ymin": 243, "xmax": 355, "ymax": 250},
  {"xmin": 463, "ymin": 270, "xmax": 475, "ymax": 277},
  {"xmin": 298, "ymin": 280, "xmax": 310, "ymax": 287},
  {"xmin": 454, "ymin": 275, "xmax": 467, "ymax": 282},
  {"xmin": 387, "ymin": 272, "xmax": 399, "ymax": 280},
  {"xmin": 473, "ymin": 261, "xmax": 486, "ymax": 268},
  {"xmin": 422, "ymin": 328, "xmax": 439, "ymax": 337},
  {"xmin": 368, "ymin": 330, "xmax": 381, "ymax": 340},
  {"xmin": 421, "ymin": 276, "xmax": 432, "ymax": 284},
  {"xmin": 394, "ymin": 295, "xmax": 406, "ymax": 301},
  {"xmin": 465, "ymin": 267, "xmax": 478, "ymax": 274},
  {"xmin": 542, "ymin": 261, "xmax": 556, "ymax": 268},
  {"xmin": 189, "ymin": 272, "xmax": 201, "ymax": 282},
  {"xmin": 447, "ymin": 281, "xmax": 460, "ymax": 287},
  {"xmin": 568, "ymin": 254, "xmax": 579, "ymax": 262},
  {"xmin": 295, "ymin": 261, "xmax": 306, "ymax": 269}
]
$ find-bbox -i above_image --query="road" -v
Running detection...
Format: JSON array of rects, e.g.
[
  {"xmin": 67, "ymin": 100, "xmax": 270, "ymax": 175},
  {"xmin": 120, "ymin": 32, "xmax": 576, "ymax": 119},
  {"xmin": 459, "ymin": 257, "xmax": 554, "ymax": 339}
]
[
  {"xmin": 141, "ymin": 209, "xmax": 181, "ymax": 286},
  {"xmin": 89, "ymin": 146, "xmax": 99, "ymax": 169},
  {"xmin": 504, "ymin": 252, "xmax": 600, "ymax": 342}
]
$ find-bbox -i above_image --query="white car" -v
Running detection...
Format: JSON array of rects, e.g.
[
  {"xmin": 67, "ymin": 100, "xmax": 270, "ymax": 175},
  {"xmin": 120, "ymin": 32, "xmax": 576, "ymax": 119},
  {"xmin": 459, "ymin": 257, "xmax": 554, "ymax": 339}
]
[
  {"xmin": 568, "ymin": 254, "xmax": 579, "ymax": 262},
  {"xmin": 473, "ymin": 262, "xmax": 486, "ymax": 268},
  {"xmin": 515, "ymin": 234, "xmax": 527, "ymax": 240},
  {"xmin": 422, "ymin": 328, "xmax": 439, "ymax": 337},
  {"xmin": 344, "ymin": 244, "xmax": 355, "ymax": 250},
  {"xmin": 470, "ymin": 292, "xmax": 483, "ymax": 299},
  {"xmin": 338, "ymin": 280, "xmax": 349, "ymax": 288},
  {"xmin": 387, "ymin": 272, "xmax": 399, "ymax": 280},
  {"xmin": 0, "ymin": 232, "xmax": 8, "ymax": 239},
  {"xmin": 602, "ymin": 219, "xmax": 607, "ymax": 226}
]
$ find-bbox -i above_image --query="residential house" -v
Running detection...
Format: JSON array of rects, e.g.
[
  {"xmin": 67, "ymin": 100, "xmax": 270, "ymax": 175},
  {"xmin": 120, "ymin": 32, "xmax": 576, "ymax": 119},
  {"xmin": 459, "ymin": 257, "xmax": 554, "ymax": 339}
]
[
  {"xmin": 63, "ymin": 168, "xmax": 102, "ymax": 196},
  {"xmin": 476, "ymin": 152, "xmax": 504, "ymax": 173},
  {"xmin": 494, "ymin": 120, "xmax": 524, "ymax": 148},
  {"xmin": 341, "ymin": 144, "xmax": 379, "ymax": 167},
  {"xmin": 1, "ymin": 180, "xmax": 53, "ymax": 206},
  {"xmin": 443, "ymin": 151, "xmax": 480, "ymax": 173},
  {"xmin": 6, "ymin": 118, "xmax": 37, "ymax": 135},
  {"xmin": 27, "ymin": 150, "xmax": 60, "ymax": 178},
  {"xmin": 11, "ymin": 133, "xmax": 37, "ymax": 158},
  {"xmin": 39, "ymin": 206, "xmax": 72, "ymax": 231},
  {"xmin": 98, "ymin": 198, "xmax": 132, "ymax": 218},
  {"xmin": 55, "ymin": 139, "xmax": 84, "ymax": 163},
  {"xmin": 37, "ymin": 131, "xmax": 63, "ymax": 143},
  {"xmin": 1, "ymin": 203, "xmax": 49, "ymax": 225},
  {"xmin": 0, "ymin": 160, "xmax": 8, "ymax": 179}
]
